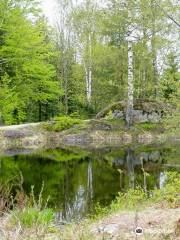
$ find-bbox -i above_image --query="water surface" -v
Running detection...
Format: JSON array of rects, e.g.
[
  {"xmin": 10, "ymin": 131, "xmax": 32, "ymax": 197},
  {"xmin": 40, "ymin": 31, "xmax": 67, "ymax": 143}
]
[{"xmin": 0, "ymin": 144, "xmax": 179, "ymax": 222}]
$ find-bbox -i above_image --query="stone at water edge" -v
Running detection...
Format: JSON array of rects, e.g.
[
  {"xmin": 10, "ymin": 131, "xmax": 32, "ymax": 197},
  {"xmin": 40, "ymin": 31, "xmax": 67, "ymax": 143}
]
[{"xmin": 97, "ymin": 224, "xmax": 119, "ymax": 234}]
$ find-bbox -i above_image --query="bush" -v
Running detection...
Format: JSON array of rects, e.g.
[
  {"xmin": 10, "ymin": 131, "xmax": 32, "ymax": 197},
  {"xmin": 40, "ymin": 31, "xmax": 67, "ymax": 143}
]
[
  {"xmin": 44, "ymin": 116, "xmax": 83, "ymax": 132},
  {"xmin": 152, "ymin": 171, "xmax": 180, "ymax": 208}
]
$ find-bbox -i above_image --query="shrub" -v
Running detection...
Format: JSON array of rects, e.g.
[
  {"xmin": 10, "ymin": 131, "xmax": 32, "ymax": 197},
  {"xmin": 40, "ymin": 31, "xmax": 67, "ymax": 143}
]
[
  {"xmin": 94, "ymin": 171, "xmax": 180, "ymax": 219},
  {"xmin": 152, "ymin": 171, "xmax": 180, "ymax": 208},
  {"xmin": 105, "ymin": 110, "xmax": 114, "ymax": 120},
  {"xmin": 44, "ymin": 116, "xmax": 83, "ymax": 132}
]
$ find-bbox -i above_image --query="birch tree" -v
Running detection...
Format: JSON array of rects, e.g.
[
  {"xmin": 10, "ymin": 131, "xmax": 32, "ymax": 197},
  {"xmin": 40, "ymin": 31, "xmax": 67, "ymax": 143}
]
[
  {"xmin": 125, "ymin": 1, "xmax": 138, "ymax": 127},
  {"xmin": 72, "ymin": 0, "xmax": 97, "ymax": 105},
  {"xmin": 55, "ymin": 0, "xmax": 74, "ymax": 114},
  {"xmin": 126, "ymin": 40, "xmax": 134, "ymax": 127}
]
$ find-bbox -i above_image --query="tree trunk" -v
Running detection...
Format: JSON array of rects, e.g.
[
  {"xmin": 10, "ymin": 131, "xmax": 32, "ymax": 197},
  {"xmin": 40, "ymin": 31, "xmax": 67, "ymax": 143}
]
[
  {"xmin": 38, "ymin": 101, "xmax": 42, "ymax": 122},
  {"xmin": 64, "ymin": 57, "xmax": 68, "ymax": 115},
  {"xmin": 142, "ymin": 26, "xmax": 148, "ymax": 98},
  {"xmin": 87, "ymin": 66, "xmax": 92, "ymax": 104},
  {"xmin": 86, "ymin": 33, "xmax": 92, "ymax": 105},
  {"xmin": 84, "ymin": 63, "xmax": 90, "ymax": 104},
  {"xmin": 126, "ymin": 41, "xmax": 134, "ymax": 128},
  {"xmin": 126, "ymin": 148, "xmax": 135, "ymax": 189},
  {"xmin": 151, "ymin": 0, "xmax": 158, "ymax": 98}
]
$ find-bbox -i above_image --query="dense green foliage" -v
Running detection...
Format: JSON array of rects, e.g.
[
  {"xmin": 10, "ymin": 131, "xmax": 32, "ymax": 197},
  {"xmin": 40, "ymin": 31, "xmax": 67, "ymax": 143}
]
[
  {"xmin": 0, "ymin": 0, "xmax": 179, "ymax": 125},
  {"xmin": 0, "ymin": 0, "xmax": 62, "ymax": 124},
  {"xmin": 43, "ymin": 116, "xmax": 83, "ymax": 131}
]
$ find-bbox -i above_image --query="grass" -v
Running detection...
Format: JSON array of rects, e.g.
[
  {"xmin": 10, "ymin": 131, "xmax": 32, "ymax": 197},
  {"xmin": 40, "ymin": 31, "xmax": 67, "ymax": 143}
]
[{"xmin": 10, "ymin": 207, "xmax": 54, "ymax": 228}]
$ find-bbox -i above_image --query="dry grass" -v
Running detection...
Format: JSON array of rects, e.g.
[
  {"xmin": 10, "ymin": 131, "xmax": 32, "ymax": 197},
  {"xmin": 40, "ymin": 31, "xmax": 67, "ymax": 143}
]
[{"xmin": 0, "ymin": 206, "xmax": 179, "ymax": 240}]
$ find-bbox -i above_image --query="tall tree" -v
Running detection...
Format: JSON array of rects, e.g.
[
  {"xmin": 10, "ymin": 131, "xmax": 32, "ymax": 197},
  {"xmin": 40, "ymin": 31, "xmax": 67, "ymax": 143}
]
[
  {"xmin": 0, "ymin": 0, "xmax": 61, "ymax": 124},
  {"xmin": 72, "ymin": 0, "xmax": 97, "ymax": 105}
]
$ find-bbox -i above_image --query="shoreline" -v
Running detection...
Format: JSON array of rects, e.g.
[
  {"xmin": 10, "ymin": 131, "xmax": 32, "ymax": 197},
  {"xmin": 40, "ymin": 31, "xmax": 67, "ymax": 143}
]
[{"xmin": 0, "ymin": 120, "xmax": 179, "ymax": 154}]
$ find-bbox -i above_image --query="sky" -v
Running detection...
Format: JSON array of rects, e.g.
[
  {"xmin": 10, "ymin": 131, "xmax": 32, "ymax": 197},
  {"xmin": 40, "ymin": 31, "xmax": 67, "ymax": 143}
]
[
  {"xmin": 41, "ymin": 0, "xmax": 56, "ymax": 25},
  {"xmin": 41, "ymin": 0, "xmax": 85, "ymax": 25}
]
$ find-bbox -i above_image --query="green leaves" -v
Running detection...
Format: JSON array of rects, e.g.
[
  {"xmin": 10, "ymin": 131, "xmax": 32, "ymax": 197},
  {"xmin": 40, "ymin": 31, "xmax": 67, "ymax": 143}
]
[{"xmin": 0, "ymin": 0, "xmax": 62, "ymax": 124}]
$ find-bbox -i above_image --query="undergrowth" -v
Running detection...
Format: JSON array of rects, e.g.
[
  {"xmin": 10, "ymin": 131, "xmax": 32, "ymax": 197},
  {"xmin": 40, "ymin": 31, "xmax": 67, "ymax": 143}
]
[
  {"xmin": 9, "ymin": 183, "xmax": 53, "ymax": 228},
  {"xmin": 43, "ymin": 115, "xmax": 83, "ymax": 132},
  {"xmin": 94, "ymin": 171, "xmax": 180, "ymax": 219}
]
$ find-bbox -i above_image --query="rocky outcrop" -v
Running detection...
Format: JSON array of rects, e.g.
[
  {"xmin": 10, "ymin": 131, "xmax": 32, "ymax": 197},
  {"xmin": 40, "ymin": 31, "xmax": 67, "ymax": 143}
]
[{"xmin": 96, "ymin": 99, "xmax": 173, "ymax": 123}]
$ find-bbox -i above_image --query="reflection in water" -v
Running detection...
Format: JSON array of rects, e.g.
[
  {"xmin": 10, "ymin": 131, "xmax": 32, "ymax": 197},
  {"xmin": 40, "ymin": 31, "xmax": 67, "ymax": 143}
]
[
  {"xmin": 87, "ymin": 160, "xmax": 93, "ymax": 209},
  {"xmin": 61, "ymin": 160, "xmax": 94, "ymax": 222},
  {"xmin": 0, "ymin": 145, "xmax": 179, "ymax": 222},
  {"xmin": 126, "ymin": 149, "xmax": 135, "ymax": 189},
  {"xmin": 63, "ymin": 185, "xmax": 86, "ymax": 222},
  {"xmin": 159, "ymin": 172, "xmax": 166, "ymax": 189}
]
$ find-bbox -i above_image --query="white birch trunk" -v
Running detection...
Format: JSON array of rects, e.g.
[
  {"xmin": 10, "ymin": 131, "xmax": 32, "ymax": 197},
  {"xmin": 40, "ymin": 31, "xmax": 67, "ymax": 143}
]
[
  {"xmin": 87, "ymin": 67, "xmax": 92, "ymax": 103},
  {"xmin": 126, "ymin": 40, "xmax": 134, "ymax": 127},
  {"xmin": 83, "ymin": 61, "xmax": 91, "ymax": 104},
  {"xmin": 87, "ymin": 33, "xmax": 92, "ymax": 104}
]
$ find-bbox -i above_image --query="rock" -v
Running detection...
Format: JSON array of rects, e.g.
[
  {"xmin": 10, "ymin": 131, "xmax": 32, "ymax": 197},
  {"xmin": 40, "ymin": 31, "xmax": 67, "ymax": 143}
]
[
  {"xmin": 96, "ymin": 99, "xmax": 172, "ymax": 123},
  {"xmin": 63, "ymin": 134, "xmax": 90, "ymax": 145},
  {"xmin": 134, "ymin": 156, "xmax": 143, "ymax": 165},
  {"xmin": 138, "ymin": 133, "xmax": 154, "ymax": 144},
  {"xmin": 113, "ymin": 158, "xmax": 125, "ymax": 166},
  {"xmin": 93, "ymin": 123, "xmax": 111, "ymax": 131},
  {"xmin": 148, "ymin": 112, "xmax": 161, "ymax": 123},
  {"xmin": 97, "ymin": 224, "xmax": 119, "ymax": 234},
  {"xmin": 132, "ymin": 110, "xmax": 148, "ymax": 123},
  {"xmin": 138, "ymin": 152, "xmax": 149, "ymax": 162},
  {"xmin": 149, "ymin": 151, "xmax": 161, "ymax": 162},
  {"xmin": 4, "ymin": 149, "xmax": 33, "ymax": 156},
  {"xmin": 112, "ymin": 110, "xmax": 124, "ymax": 119},
  {"xmin": 4, "ymin": 130, "xmax": 25, "ymax": 138}
]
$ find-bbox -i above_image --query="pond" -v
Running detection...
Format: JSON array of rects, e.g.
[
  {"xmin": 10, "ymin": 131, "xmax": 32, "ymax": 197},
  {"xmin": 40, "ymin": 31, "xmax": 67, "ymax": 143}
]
[{"xmin": 0, "ymin": 144, "xmax": 179, "ymax": 223}]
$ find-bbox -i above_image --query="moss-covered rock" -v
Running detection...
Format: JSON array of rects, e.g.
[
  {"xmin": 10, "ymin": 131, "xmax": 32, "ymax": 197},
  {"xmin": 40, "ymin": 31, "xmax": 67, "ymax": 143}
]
[{"xmin": 96, "ymin": 99, "xmax": 173, "ymax": 123}]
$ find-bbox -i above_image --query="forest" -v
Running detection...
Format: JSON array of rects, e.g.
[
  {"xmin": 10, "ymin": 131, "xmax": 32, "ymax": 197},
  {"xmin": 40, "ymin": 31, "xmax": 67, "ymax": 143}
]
[
  {"xmin": 0, "ymin": 0, "xmax": 179, "ymax": 125},
  {"xmin": 0, "ymin": 1, "xmax": 180, "ymax": 239}
]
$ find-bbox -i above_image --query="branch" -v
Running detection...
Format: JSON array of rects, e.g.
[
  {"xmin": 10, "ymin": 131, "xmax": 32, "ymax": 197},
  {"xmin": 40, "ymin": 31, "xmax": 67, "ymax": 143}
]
[{"xmin": 155, "ymin": 1, "xmax": 180, "ymax": 28}]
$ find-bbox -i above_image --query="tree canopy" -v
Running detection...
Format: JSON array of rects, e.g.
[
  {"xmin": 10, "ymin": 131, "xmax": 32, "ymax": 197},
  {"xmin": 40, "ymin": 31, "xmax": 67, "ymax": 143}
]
[{"xmin": 0, "ymin": 0, "xmax": 179, "ymax": 124}]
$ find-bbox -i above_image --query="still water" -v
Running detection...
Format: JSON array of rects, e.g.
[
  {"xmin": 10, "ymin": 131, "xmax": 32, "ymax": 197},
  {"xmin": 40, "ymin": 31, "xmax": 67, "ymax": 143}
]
[{"xmin": 0, "ymin": 144, "xmax": 179, "ymax": 222}]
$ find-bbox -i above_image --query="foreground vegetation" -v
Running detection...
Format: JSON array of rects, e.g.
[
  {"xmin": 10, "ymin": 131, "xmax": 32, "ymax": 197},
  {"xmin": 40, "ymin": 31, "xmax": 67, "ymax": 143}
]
[{"xmin": 0, "ymin": 171, "xmax": 179, "ymax": 239}]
